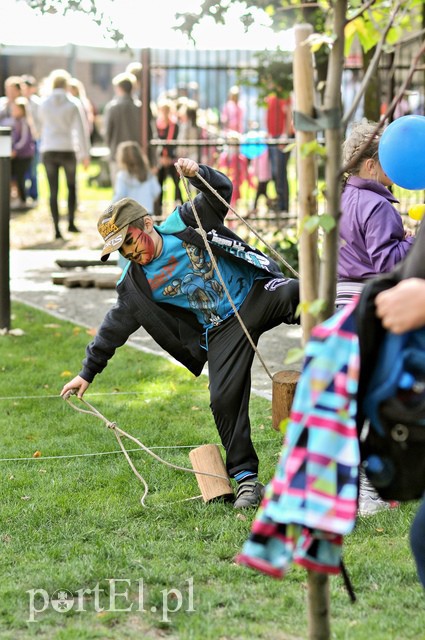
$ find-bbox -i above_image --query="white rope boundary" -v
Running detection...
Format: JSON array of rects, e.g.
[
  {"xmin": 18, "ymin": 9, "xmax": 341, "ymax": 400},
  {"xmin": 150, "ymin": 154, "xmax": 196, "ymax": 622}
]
[{"xmin": 0, "ymin": 438, "xmax": 278, "ymax": 464}]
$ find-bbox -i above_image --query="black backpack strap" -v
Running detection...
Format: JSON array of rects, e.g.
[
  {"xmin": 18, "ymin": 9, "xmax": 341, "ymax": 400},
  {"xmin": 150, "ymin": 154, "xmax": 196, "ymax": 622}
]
[
  {"xmin": 355, "ymin": 276, "xmax": 398, "ymax": 434},
  {"xmin": 340, "ymin": 559, "xmax": 357, "ymax": 603}
]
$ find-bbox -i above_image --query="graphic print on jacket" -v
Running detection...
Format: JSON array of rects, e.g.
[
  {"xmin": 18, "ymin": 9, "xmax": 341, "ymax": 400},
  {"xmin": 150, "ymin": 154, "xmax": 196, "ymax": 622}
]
[{"xmin": 142, "ymin": 233, "xmax": 259, "ymax": 327}]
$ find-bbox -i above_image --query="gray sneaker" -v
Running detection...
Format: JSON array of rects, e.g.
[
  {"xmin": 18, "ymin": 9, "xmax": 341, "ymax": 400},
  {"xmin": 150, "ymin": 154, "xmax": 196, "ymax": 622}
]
[
  {"xmin": 233, "ymin": 481, "xmax": 265, "ymax": 509},
  {"xmin": 358, "ymin": 472, "xmax": 398, "ymax": 516}
]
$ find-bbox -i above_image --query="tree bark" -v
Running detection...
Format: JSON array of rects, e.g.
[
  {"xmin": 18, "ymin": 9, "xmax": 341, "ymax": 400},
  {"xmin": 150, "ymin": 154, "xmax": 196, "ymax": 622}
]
[{"xmin": 293, "ymin": 23, "xmax": 319, "ymax": 343}]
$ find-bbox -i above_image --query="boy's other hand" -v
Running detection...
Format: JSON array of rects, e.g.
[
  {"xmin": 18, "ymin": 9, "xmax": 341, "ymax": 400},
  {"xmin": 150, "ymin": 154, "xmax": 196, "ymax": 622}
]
[
  {"xmin": 61, "ymin": 375, "xmax": 90, "ymax": 399},
  {"xmin": 175, "ymin": 157, "xmax": 199, "ymax": 177}
]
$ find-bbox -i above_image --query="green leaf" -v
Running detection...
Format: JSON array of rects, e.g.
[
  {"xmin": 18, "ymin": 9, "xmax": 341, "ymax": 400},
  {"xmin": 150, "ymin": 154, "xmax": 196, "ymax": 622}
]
[
  {"xmin": 278, "ymin": 417, "xmax": 290, "ymax": 435},
  {"xmin": 318, "ymin": 214, "xmax": 336, "ymax": 233},
  {"xmin": 303, "ymin": 215, "xmax": 321, "ymax": 234},
  {"xmin": 308, "ymin": 298, "xmax": 327, "ymax": 317},
  {"xmin": 300, "ymin": 140, "xmax": 326, "ymax": 158}
]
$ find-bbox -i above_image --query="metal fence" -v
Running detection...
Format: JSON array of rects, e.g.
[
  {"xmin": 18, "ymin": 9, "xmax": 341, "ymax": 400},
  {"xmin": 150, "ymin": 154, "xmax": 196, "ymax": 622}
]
[{"xmin": 138, "ymin": 40, "xmax": 425, "ymax": 223}]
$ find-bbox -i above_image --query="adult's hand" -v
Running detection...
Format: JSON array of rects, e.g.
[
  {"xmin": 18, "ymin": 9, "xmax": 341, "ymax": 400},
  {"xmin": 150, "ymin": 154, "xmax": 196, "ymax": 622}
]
[{"xmin": 375, "ymin": 278, "xmax": 425, "ymax": 334}]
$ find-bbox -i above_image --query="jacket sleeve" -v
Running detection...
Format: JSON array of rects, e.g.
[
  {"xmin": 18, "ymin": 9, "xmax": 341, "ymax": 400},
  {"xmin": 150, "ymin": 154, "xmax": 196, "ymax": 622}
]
[
  {"xmin": 178, "ymin": 164, "xmax": 233, "ymax": 230},
  {"xmin": 72, "ymin": 102, "xmax": 90, "ymax": 160},
  {"xmin": 364, "ymin": 200, "xmax": 415, "ymax": 273},
  {"xmin": 79, "ymin": 297, "xmax": 141, "ymax": 382}
]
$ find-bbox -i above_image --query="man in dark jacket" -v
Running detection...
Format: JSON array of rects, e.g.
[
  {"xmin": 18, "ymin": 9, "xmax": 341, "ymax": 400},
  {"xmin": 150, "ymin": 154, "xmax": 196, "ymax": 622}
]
[
  {"xmin": 104, "ymin": 72, "xmax": 141, "ymax": 183},
  {"xmin": 61, "ymin": 157, "xmax": 299, "ymax": 508}
]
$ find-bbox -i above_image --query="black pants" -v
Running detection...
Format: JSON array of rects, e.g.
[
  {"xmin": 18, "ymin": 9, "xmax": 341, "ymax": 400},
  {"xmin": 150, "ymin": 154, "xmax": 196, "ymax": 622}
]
[
  {"xmin": 42, "ymin": 151, "xmax": 77, "ymax": 232},
  {"xmin": 157, "ymin": 162, "xmax": 183, "ymax": 205},
  {"xmin": 207, "ymin": 277, "xmax": 299, "ymax": 478},
  {"xmin": 269, "ymin": 145, "xmax": 290, "ymax": 212},
  {"xmin": 11, "ymin": 157, "xmax": 32, "ymax": 203},
  {"xmin": 410, "ymin": 497, "xmax": 425, "ymax": 587},
  {"xmin": 254, "ymin": 180, "xmax": 270, "ymax": 208}
]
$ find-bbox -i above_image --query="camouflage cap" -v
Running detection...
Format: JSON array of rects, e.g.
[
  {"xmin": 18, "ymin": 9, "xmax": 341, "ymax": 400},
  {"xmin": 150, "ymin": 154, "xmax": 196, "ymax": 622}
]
[{"xmin": 97, "ymin": 198, "xmax": 149, "ymax": 262}]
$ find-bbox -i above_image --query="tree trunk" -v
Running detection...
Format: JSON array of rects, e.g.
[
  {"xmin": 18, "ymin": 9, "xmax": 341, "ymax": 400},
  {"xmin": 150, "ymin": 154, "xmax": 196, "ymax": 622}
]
[
  {"xmin": 363, "ymin": 47, "xmax": 382, "ymax": 121},
  {"xmin": 318, "ymin": 0, "xmax": 347, "ymax": 324},
  {"xmin": 293, "ymin": 23, "xmax": 319, "ymax": 343}
]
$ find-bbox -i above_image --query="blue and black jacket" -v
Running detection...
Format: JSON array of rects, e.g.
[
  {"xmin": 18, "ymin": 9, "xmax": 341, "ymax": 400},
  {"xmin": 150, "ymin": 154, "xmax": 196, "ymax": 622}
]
[{"xmin": 80, "ymin": 164, "xmax": 295, "ymax": 383}]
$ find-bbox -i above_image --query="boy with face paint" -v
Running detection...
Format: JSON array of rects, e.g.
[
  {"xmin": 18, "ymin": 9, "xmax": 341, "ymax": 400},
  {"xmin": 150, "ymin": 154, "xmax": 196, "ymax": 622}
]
[{"xmin": 61, "ymin": 157, "xmax": 300, "ymax": 508}]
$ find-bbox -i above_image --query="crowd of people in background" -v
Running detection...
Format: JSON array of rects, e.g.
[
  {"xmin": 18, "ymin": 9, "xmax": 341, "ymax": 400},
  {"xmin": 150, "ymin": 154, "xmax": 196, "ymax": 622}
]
[
  {"xmin": 0, "ymin": 70, "xmax": 92, "ymax": 238},
  {"xmin": 1, "ymin": 62, "xmax": 420, "ymax": 244},
  {"xmin": 0, "ymin": 64, "xmax": 297, "ymax": 240}
]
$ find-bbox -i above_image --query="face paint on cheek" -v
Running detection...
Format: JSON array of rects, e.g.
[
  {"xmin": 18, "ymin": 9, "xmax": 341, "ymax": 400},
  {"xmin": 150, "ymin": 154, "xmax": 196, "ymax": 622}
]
[
  {"xmin": 124, "ymin": 228, "xmax": 156, "ymax": 265},
  {"xmin": 135, "ymin": 232, "xmax": 156, "ymax": 264}
]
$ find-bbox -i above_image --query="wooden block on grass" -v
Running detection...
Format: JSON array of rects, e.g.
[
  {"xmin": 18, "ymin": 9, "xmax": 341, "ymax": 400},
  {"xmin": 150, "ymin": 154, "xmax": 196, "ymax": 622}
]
[
  {"xmin": 189, "ymin": 444, "xmax": 234, "ymax": 503},
  {"xmin": 272, "ymin": 370, "xmax": 300, "ymax": 431}
]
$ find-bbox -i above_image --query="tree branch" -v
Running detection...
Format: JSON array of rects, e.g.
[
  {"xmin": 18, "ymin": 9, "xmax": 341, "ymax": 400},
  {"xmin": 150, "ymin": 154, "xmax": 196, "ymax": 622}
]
[
  {"xmin": 342, "ymin": 0, "xmax": 404, "ymax": 126},
  {"xmin": 381, "ymin": 38, "xmax": 425, "ymax": 122},
  {"xmin": 340, "ymin": 38, "xmax": 425, "ymax": 176},
  {"xmin": 345, "ymin": 0, "xmax": 377, "ymax": 24}
]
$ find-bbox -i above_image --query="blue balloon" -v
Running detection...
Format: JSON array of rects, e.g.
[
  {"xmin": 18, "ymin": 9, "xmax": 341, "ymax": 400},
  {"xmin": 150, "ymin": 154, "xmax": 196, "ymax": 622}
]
[
  {"xmin": 378, "ymin": 115, "xmax": 425, "ymax": 190},
  {"xmin": 240, "ymin": 132, "xmax": 267, "ymax": 160}
]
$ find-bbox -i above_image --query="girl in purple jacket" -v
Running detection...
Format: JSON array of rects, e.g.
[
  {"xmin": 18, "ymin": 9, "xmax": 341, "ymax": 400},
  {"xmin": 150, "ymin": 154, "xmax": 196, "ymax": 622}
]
[{"xmin": 337, "ymin": 121, "xmax": 414, "ymax": 307}]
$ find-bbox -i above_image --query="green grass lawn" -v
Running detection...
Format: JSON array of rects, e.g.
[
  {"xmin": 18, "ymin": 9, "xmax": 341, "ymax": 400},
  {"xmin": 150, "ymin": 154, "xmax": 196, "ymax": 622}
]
[
  {"xmin": 6, "ymin": 155, "xmax": 425, "ymax": 639},
  {"xmin": 1, "ymin": 304, "xmax": 424, "ymax": 640}
]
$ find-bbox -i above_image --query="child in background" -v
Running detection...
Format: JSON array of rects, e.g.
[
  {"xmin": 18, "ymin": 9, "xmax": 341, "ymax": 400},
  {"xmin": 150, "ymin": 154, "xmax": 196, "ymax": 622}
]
[
  {"xmin": 10, "ymin": 97, "xmax": 35, "ymax": 209},
  {"xmin": 176, "ymin": 99, "xmax": 201, "ymax": 161},
  {"xmin": 338, "ymin": 121, "xmax": 414, "ymax": 307},
  {"xmin": 114, "ymin": 141, "xmax": 161, "ymax": 206},
  {"xmin": 249, "ymin": 146, "xmax": 272, "ymax": 216},
  {"xmin": 218, "ymin": 132, "xmax": 252, "ymax": 214},
  {"xmin": 156, "ymin": 99, "xmax": 183, "ymax": 209},
  {"xmin": 113, "ymin": 141, "xmax": 161, "ymax": 269},
  {"xmin": 176, "ymin": 99, "xmax": 201, "ymax": 200}
]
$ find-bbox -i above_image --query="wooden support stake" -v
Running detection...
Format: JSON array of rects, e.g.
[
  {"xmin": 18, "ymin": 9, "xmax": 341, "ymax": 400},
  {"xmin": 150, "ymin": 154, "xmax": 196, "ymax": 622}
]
[
  {"xmin": 189, "ymin": 444, "xmax": 234, "ymax": 503},
  {"xmin": 294, "ymin": 23, "xmax": 320, "ymax": 343},
  {"xmin": 272, "ymin": 370, "xmax": 300, "ymax": 431},
  {"xmin": 307, "ymin": 570, "xmax": 330, "ymax": 640},
  {"xmin": 294, "ymin": 23, "xmax": 331, "ymax": 640}
]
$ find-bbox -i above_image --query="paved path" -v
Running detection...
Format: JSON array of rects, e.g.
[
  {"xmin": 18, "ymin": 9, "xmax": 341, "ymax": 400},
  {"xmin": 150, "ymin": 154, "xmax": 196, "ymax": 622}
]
[{"xmin": 10, "ymin": 249, "xmax": 302, "ymax": 400}]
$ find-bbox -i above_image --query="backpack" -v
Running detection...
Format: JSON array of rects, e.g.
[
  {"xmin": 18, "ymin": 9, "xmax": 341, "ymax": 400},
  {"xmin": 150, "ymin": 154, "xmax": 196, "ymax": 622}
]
[
  {"xmin": 353, "ymin": 214, "xmax": 425, "ymax": 501},
  {"xmin": 360, "ymin": 326, "xmax": 425, "ymax": 501}
]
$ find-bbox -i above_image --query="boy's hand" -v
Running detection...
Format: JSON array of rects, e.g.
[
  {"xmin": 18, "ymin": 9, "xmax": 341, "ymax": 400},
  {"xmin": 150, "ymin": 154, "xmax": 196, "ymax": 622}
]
[
  {"xmin": 61, "ymin": 375, "xmax": 90, "ymax": 399},
  {"xmin": 175, "ymin": 157, "xmax": 199, "ymax": 177}
]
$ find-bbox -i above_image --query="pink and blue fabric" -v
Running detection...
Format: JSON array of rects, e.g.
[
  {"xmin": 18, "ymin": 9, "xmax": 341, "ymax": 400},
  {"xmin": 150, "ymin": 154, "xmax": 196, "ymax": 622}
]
[{"xmin": 236, "ymin": 300, "xmax": 361, "ymax": 577}]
